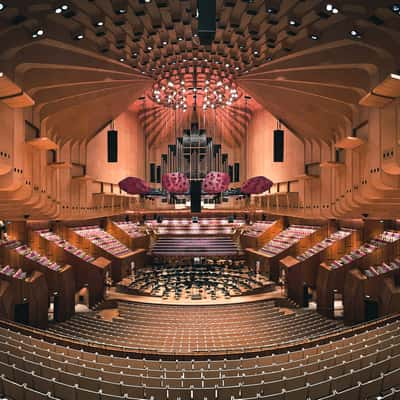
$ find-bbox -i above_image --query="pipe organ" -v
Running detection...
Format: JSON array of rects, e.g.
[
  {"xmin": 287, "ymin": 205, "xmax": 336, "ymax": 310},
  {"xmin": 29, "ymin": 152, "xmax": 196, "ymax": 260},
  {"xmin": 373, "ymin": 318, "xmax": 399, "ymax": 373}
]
[{"xmin": 151, "ymin": 123, "xmax": 239, "ymax": 183}]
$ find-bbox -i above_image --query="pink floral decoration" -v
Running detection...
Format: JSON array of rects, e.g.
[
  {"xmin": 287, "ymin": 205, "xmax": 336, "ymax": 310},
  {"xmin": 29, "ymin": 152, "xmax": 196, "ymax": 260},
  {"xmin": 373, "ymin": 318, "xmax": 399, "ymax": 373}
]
[
  {"xmin": 241, "ymin": 176, "xmax": 273, "ymax": 194},
  {"xmin": 202, "ymin": 171, "xmax": 231, "ymax": 194},
  {"xmin": 119, "ymin": 177, "xmax": 150, "ymax": 195},
  {"xmin": 162, "ymin": 172, "xmax": 189, "ymax": 194}
]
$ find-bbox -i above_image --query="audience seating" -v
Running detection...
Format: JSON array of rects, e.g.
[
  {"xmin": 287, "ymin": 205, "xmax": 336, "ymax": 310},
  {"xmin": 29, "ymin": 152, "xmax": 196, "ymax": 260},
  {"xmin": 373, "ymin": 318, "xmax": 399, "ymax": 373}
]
[
  {"xmin": 47, "ymin": 301, "xmax": 343, "ymax": 354},
  {"xmin": 0, "ymin": 317, "xmax": 399, "ymax": 399}
]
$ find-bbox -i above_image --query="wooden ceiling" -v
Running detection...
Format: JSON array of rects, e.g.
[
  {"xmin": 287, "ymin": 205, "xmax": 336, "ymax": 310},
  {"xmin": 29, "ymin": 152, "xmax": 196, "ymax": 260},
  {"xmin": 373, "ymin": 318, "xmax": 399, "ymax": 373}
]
[{"xmin": 0, "ymin": 0, "xmax": 399, "ymax": 143}]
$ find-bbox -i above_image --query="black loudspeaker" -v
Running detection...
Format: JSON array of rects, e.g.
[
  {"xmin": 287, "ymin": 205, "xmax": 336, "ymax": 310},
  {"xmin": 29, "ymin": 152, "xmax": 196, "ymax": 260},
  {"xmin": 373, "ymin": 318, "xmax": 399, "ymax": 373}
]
[
  {"xmin": 156, "ymin": 165, "xmax": 161, "ymax": 183},
  {"xmin": 364, "ymin": 297, "xmax": 379, "ymax": 321},
  {"xmin": 234, "ymin": 163, "xmax": 240, "ymax": 182},
  {"xmin": 228, "ymin": 215, "xmax": 234, "ymax": 223},
  {"xmin": 107, "ymin": 130, "xmax": 118, "ymax": 162},
  {"xmin": 198, "ymin": 0, "xmax": 216, "ymax": 46},
  {"xmin": 150, "ymin": 164, "xmax": 156, "ymax": 183},
  {"xmin": 190, "ymin": 181, "xmax": 202, "ymax": 213},
  {"xmin": 228, "ymin": 165, "xmax": 233, "ymax": 182},
  {"xmin": 273, "ymin": 129, "xmax": 284, "ymax": 162}
]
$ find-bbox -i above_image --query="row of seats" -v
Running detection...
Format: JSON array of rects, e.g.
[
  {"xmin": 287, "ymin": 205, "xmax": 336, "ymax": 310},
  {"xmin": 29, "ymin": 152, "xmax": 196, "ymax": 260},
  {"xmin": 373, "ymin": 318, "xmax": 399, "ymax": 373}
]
[
  {"xmin": 48, "ymin": 301, "xmax": 343, "ymax": 353},
  {"xmin": 150, "ymin": 236, "xmax": 242, "ymax": 257},
  {"xmin": 0, "ymin": 318, "xmax": 399, "ymax": 399}
]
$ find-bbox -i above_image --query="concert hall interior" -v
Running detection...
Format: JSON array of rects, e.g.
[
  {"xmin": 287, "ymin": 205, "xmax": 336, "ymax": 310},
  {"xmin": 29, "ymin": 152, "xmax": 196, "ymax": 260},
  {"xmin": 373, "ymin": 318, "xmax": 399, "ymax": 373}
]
[{"xmin": 1, "ymin": 0, "xmax": 400, "ymax": 399}]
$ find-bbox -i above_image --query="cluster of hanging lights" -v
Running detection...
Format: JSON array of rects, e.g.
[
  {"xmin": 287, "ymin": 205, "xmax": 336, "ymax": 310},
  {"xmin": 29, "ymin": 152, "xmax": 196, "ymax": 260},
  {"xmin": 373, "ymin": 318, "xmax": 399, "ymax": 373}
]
[{"xmin": 151, "ymin": 67, "xmax": 241, "ymax": 111}]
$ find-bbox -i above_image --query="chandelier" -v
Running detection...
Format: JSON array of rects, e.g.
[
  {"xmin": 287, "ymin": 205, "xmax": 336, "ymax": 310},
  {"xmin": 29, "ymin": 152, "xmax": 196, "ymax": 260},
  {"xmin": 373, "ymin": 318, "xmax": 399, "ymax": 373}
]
[{"xmin": 150, "ymin": 66, "xmax": 241, "ymax": 111}]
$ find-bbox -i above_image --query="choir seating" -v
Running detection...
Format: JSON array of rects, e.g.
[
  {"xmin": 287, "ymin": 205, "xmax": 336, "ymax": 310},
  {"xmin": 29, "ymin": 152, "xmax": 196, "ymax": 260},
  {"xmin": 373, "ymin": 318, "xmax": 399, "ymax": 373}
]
[
  {"xmin": 144, "ymin": 217, "xmax": 246, "ymax": 236},
  {"xmin": 0, "ymin": 315, "xmax": 399, "ymax": 400},
  {"xmin": 150, "ymin": 236, "xmax": 242, "ymax": 257}
]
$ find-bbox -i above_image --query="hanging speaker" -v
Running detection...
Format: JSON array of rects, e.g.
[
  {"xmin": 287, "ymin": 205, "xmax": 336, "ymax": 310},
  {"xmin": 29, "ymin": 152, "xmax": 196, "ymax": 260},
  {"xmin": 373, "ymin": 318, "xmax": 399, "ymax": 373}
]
[
  {"xmin": 150, "ymin": 163, "xmax": 156, "ymax": 183},
  {"xmin": 107, "ymin": 130, "xmax": 118, "ymax": 162},
  {"xmin": 273, "ymin": 129, "xmax": 284, "ymax": 162},
  {"xmin": 156, "ymin": 165, "xmax": 161, "ymax": 183},
  {"xmin": 234, "ymin": 163, "xmax": 240, "ymax": 182},
  {"xmin": 228, "ymin": 165, "xmax": 233, "ymax": 182},
  {"xmin": 198, "ymin": 0, "xmax": 216, "ymax": 46}
]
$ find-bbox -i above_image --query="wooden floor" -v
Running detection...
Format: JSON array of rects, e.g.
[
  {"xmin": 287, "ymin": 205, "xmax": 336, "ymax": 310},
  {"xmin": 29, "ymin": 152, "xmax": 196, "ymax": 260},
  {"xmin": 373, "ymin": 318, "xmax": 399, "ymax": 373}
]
[{"xmin": 106, "ymin": 286, "xmax": 285, "ymax": 305}]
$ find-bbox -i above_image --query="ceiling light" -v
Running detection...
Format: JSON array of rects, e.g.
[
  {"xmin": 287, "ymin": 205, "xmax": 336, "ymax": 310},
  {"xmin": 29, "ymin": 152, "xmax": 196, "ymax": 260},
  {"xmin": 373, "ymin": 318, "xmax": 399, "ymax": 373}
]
[
  {"xmin": 147, "ymin": 46, "xmax": 152, "ymax": 50},
  {"xmin": 288, "ymin": 19, "xmax": 300, "ymax": 27},
  {"xmin": 144, "ymin": 0, "xmax": 151, "ymax": 3},
  {"xmin": 119, "ymin": 57, "xmax": 125, "ymax": 62},
  {"xmin": 116, "ymin": 8, "xmax": 126, "ymax": 14},
  {"xmin": 162, "ymin": 41, "xmax": 167, "ymax": 45},
  {"xmin": 390, "ymin": 4, "xmax": 400, "ymax": 14},
  {"xmin": 178, "ymin": 37, "xmax": 183, "ymax": 41},
  {"xmin": 350, "ymin": 29, "xmax": 362, "ymax": 39},
  {"xmin": 310, "ymin": 33, "xmax": 319, "ymax": 40},
  {"xmin": 95, "ymin": 21, "xmax": 104, "ymax": 27},
  {"xmin": 0, "ymin": 3, "xmax": 7, "ymax": 12},
  {"xmin": 325, "ymin": 3, "xmax": 339, "ymax": 14},
  {"xmin": 55, "ymin": 7, "xmax": 62, "ymax": 14},
  {"xmin": 74, "ymin": 33, "xmax": 84, "ymax": 40},
  {"xmin": 32, "ymin": 28, "xmax": 45, "ymax": 39}
]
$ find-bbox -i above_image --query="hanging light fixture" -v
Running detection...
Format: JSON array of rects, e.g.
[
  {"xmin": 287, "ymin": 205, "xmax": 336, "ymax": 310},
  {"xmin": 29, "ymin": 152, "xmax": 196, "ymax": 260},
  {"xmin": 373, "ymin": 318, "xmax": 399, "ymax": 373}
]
[{"xmin": 150, "ymin": 65, "xmax": 241, "ymax": 110}]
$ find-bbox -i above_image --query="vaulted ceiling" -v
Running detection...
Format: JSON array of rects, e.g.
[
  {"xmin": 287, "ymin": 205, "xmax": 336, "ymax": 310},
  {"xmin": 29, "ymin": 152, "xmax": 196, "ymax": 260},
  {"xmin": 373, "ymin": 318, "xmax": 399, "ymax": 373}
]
[{"xmin": 0, "ymin": 0, "xmax": 399, "ymax": 144}]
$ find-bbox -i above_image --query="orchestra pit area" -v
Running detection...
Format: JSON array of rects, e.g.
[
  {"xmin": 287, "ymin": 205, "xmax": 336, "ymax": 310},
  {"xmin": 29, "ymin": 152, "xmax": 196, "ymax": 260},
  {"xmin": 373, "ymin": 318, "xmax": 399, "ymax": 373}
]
[{"xmin": 2, "ymin": 0, "xmax": 400, "ymax": 399}]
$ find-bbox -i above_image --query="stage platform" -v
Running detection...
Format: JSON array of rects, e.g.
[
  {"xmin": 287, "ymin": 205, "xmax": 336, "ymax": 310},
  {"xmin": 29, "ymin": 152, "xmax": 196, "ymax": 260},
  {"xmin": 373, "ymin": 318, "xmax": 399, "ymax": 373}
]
[{"xmin": 107, "ymin": 285, "xmax": 285, "ymax": 305}]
